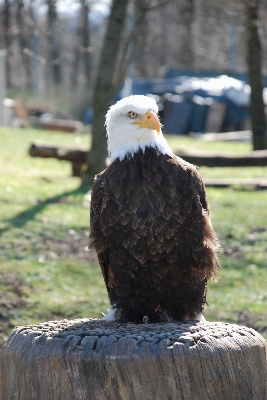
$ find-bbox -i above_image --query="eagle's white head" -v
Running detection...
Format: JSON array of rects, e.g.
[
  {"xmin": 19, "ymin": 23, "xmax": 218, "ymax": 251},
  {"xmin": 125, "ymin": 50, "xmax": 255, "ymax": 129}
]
[{"xmin": 106, "ymin": 95, "xmax": 174, "ymax": 163}]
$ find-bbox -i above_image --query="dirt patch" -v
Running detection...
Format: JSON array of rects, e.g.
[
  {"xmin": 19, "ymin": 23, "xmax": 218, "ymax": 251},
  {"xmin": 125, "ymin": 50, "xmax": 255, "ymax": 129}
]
[
  {"xmin": 236, "ymin": 310, "xmax": 267, "ymax": 337},
  {"xmin": 222, "ymin": 244, "xmax": 244, "ymax": 260},
  {"xmin": 0, "ymin": 272, "xmax": 29, "ymax": 347},
  {"xmin": 43, "ymin": 229, "xmax": 98, "ymax": 263},
  {"xmin": 222, "ymin": 225, "xmax": 267, "ymax": 261},
  {"xmin": 0, "ymin": 272, "xmax": 29, "ymax": 300},
  {"xmin": 2, "ymin": 228, "xmax": 99, "ymax": 264}
]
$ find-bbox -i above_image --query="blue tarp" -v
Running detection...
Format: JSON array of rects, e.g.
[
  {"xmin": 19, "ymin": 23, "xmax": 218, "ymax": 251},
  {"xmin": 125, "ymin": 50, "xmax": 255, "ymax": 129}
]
[
  {"xmin": 165, "ymin": 67, "xmax": 267, "ymax": 88},
  {"xmin": 160, "ymin": 94, "xmax": 212, "ymax": 135},
  {"xmin": 118, "ymin": 73, "xmax": 253, "ymax": 134},
  {"xmin": 84, "ymin": 71, "xmax": 263, "ymax": 133}
]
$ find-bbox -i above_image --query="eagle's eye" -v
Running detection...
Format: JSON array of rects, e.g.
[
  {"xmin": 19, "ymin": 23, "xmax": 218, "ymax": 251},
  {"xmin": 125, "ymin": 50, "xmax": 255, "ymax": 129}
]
[{"xmin": 127, "ymin": 111, "xmax": 138, "ymax": 119}]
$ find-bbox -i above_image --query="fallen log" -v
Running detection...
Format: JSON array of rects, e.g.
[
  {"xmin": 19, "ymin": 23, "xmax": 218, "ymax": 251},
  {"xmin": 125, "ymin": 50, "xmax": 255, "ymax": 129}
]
[
  {"xmin": 0, "ymin": 319, "xmax": 266, "ymax": 400},
  {"xmin": 203, "ymin": 177, "xmax": 267, "ymax": 189},
  {"xmin": 29, "ymin": 142, "xmax": 267, "ymax": 177},
  {"xmin": 29, "ymin": 142, "xmax": 87, "ymax": 177},
  {"xmin": 175, "ymin": 148, "xmax": 267, "ymax": 167}
]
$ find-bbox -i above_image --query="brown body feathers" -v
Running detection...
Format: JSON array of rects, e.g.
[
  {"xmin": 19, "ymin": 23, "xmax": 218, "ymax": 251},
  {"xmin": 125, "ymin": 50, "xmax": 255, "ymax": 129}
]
[{"xmin": 90, "ymin": 147, "xmax": 220, "ymax": 323}]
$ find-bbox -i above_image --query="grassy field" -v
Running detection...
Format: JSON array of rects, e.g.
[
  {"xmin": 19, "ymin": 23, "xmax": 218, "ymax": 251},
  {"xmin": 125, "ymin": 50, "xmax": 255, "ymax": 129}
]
[{"xmin": 0, "ymin": 126, "xmax": 267, "ymax": 346}]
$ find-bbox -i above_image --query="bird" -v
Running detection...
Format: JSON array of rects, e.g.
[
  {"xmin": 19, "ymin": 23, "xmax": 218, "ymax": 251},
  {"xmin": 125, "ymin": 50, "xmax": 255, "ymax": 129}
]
[{"xmin": 89, "ymin": 95, "xmax": 220, "ymax": 323}]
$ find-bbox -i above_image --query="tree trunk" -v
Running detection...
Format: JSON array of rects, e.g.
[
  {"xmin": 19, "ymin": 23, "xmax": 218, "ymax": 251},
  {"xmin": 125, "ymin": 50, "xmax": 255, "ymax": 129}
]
[
  {"xmin": 16, "ymin": 0, "xmax": 32, "ymax": 91},
  {"xmin": 133, "ymin": 0, "xmax": 149, "ymax": 77},
  {"xmin": 246, "ymin": 0, "xmax": 267, "ymax": 150},
  {"xmin": 178, "ymin": 0, "xmax": 194, "ymax": 69},
  {"xmin": 80, "ymin": 0, "xmax": 91, "ymax": 83},
  {"xmin": 0, "ymin": 50, "xmax": 7, "ymax": 125},
  {"xmin": 2, "ymin": 0, "xmax": 11, "ymax": 88},
  {"xmin": 46, "ymin": 0, "xmax": 62, "ymax": 86},
  {"xmin": 71, "ymin": 0, "xmax": 91, "ymax": 90},
  {"xmin": 0, "ymin": 319, "xmax": 266, "ymax": 400},
  {"xmin": 82, "ymin": 0, "xmax": 130, "ymax": 184}
]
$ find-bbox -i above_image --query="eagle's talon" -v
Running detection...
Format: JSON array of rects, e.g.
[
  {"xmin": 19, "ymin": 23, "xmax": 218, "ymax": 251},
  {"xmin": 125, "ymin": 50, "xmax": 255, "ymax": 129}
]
[
  {"xmin": 163, "ymin": 312, "xmax": 172, "ymax": 322},
  {"xmin": 143, "ymin": 316, "xmax": 149, "ymax": 324}
]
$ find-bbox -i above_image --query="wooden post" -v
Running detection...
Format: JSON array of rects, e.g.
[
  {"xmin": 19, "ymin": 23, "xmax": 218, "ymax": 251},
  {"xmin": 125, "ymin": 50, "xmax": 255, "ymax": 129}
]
[{"xmin": 0, "ymin": 319, "xmax": 266, "ymax": 400}]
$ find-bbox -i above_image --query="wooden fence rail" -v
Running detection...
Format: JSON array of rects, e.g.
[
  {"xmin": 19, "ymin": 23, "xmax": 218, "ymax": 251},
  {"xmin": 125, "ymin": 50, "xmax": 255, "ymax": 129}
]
[{"xmin": 29, "ymin": 142, "xmax": 267, "ymax": 178}]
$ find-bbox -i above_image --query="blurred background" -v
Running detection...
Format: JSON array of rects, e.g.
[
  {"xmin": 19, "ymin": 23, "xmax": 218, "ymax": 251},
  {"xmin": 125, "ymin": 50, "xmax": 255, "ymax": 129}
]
[
  {"xmin": 0, "ymin": 0, "xmax": 267, "ymax": 346},
  {"xmin": 0, "ymin": 0, "xmax": 267, "ymax": 135}
]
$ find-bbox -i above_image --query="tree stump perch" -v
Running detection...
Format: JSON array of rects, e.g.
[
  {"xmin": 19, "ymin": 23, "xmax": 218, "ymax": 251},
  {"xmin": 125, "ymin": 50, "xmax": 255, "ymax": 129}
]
[{"xmin": 0, "ymin": 319, "xmax": 266, "ymax": 400}]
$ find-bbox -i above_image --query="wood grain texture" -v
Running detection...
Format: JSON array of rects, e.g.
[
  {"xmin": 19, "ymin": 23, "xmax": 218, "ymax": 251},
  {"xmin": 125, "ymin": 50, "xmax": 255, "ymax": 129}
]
[{"xmin": 0, "ymin": 319, "xmax": 266, "ymax": 400}]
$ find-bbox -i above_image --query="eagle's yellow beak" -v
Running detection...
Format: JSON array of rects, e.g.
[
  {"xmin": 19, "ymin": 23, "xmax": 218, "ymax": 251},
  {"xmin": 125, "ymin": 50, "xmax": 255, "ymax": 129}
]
[{"xmin": 132, "ymin": 111, "xmax": 161, "ymax": 135}]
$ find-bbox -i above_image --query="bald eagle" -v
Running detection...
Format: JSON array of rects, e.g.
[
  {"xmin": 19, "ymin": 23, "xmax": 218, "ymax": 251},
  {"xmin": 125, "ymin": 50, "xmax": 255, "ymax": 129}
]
[{"xmin": 90, "ymin": 95, "xmax": 220, "ymax": 323}]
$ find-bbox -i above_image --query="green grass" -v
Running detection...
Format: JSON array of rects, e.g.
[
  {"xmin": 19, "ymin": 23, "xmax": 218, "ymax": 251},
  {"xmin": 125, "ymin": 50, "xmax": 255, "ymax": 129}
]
[{"xmin": 0, "ymin": 126, "xmax": 267, "ymax": 346}]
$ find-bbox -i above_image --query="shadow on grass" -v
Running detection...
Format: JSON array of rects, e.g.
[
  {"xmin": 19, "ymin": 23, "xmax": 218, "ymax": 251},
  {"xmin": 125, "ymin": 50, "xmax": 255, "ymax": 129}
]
[{"xmin": 0, "ymin": 184, "xmax": 91, "ymax": 237}]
